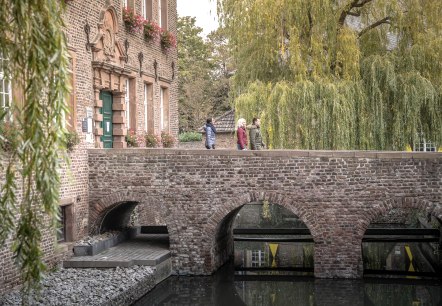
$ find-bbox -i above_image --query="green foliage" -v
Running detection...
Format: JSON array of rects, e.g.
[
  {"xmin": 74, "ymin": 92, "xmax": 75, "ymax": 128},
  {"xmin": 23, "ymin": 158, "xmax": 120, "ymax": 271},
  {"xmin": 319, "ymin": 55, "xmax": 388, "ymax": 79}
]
[
  {"xmin": 218, "ymin": 0, "xmax": 442, "ymax": 150},
  {"xmin": 178, "ymin": 132, "xmax": 202, "ymax": 142},
  {"xmin": 0, "ymin": 0, "xmax": 70, "ymax": 292},
  {"xmin": 177, "ymin": 17, "xmax": 232, "ymax": 132},
  {"xmin": 145, "ymin": 133, "xmax": 160, "ymax": 148},
  {"xmin": 65, "ymin": 130, "xmax": 80, "ymax": 152},
  {"xmin": 161, "ymin": 131, "xmax": 175, "ymax": 148},
  {"xmin": 125, "ymin": 129, "xmax": 138, "ymax": 148}
]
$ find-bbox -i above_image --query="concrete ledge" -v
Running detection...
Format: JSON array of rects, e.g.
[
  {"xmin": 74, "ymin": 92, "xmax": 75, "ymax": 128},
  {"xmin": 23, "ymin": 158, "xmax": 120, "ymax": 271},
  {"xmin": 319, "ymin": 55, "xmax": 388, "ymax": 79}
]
[
  {"xmin": 88, "ymin": 148, "xmax": 442, "ymax": 159},
  {"xmin": 73, "ymin": 231, "xmax": 129, "ymax": 257}
]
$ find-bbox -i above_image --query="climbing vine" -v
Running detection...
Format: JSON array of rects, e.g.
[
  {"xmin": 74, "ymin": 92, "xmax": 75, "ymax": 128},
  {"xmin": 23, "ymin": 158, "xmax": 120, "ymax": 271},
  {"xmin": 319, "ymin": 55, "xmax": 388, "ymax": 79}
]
[{"xmin": 217, "ymin": 0, "xmax": 442, "ymax": 150}]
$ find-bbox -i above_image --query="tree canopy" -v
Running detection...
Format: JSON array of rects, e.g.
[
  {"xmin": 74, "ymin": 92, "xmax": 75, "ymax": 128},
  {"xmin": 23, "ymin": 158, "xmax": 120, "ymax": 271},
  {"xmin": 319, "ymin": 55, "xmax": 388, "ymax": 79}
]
[
  {"xmin": 217, "ymin": 0, "xmax": 442, "ymax": 150},
  {"xmin": 0, "ymin": 0, "xmax": 70, "ymax": 292},
  {"xmin": 177, "ymin": 17, "xmax": 231, "ymax": 132}
]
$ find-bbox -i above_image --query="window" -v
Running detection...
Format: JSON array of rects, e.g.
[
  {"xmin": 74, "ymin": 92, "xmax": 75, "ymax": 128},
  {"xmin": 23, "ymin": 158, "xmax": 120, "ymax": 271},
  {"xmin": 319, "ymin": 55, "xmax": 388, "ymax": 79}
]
[
  {"xmin": 159, "ymin": 0, "xmax": 168, "ymax": 29},
  {"xmin": 144, "ymin": 84, "xmax": 148, "ymax": 132},
  {"xmin": 159, "ymin": 86, "xmax": 169, "ymax": 132},
  {"xmin": 251, "ymin": 250, "xmax": 265, "ymax": 267},
  {"xmin": 414, "ymin": 138, "xmax": 436, "ymax": 152},
  {"xmin": 124, "ymin": 0, "xmax": 135, "ymax": 10},
  {"xmin": 143, "ymin": 79, "xmax": 154, "ymax": 133},
  {"xmin": 66, "ymin": 54, "xmax": 76, "ymax": 131},
  {"xmin": 125, "ymin": 78, "xmax": 130, "ymax": 129},
  {"xmin": 57, "ymin": 205, "xmax": 67, "ymax": 242},
  {"xmin": 0, "ymin": 55, "xmax": 11, "ymax": 119},
  {"xmin": 143, "ymin": 0, "xmax": 153, "ymax": 20},
  {"xmin": 57, "ymin": 200, "xmax": 74, "ymax": 243}
]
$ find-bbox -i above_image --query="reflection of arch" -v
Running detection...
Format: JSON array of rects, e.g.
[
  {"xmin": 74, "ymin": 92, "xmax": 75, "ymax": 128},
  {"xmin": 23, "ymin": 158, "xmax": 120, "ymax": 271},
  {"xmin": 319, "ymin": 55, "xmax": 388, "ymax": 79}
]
[
  {"xmin": 203, "ymin": 191, "xmax": 317, "ymax": 272},
  {"xmin": 358, "ymin": 197, "xmax": 441, "ymax": 239}
]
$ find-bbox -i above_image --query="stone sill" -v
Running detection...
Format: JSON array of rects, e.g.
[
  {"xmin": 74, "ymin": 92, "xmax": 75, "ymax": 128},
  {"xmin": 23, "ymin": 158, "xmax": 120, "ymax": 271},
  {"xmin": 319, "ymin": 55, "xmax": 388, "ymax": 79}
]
[{"xmin": 87, "ymin": 148, "xmax": 442, "ymax": 160}]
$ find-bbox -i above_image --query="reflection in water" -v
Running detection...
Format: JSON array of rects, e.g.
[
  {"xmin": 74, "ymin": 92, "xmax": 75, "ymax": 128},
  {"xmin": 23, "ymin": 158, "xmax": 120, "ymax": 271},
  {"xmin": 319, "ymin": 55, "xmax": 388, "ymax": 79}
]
[{"xmin": 133, "ymin": 263, "xmax": 442, "ymax": 306}]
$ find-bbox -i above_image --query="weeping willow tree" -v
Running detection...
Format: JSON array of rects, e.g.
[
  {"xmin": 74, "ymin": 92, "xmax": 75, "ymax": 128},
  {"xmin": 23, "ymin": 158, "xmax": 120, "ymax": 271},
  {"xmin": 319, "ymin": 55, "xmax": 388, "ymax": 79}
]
[
  {"xmin": 217, "ymin": 0, "xmax": 442, "ymax": 150},
  {"xmin": 0, "ymin": 0, "xmax": 70, "ymax": 292}
]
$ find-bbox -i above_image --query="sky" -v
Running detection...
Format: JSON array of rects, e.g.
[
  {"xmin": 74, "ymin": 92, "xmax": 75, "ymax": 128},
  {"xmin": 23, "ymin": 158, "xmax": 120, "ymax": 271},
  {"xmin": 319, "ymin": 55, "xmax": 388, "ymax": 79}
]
[{"xmin": 177, "ymin": 0, "xmax": 219, "ymax": 37}]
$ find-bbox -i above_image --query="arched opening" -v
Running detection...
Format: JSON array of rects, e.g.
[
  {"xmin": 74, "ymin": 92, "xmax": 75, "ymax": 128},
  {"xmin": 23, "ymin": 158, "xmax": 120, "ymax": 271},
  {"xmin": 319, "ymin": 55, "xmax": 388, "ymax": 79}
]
[
  {"xmin": 362, "ymin": 207, "xmax": 441, "ymax": 278},
  {"xmin": 213, "ymin": 201, "xmax": 314, "ymax": 276},
  {"xmin": 100, "ymin": 201, "xmax": 138, "ymax": 233}
]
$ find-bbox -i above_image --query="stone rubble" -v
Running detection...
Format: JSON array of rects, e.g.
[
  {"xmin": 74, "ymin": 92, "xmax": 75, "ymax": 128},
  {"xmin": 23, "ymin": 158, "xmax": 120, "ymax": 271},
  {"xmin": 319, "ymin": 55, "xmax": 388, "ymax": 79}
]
[
  {"xmin": 74, "ymin": 231, "xmax": 122, "ymax": 246},
  {"xmin": 0, "ymin": 266, "xmax": 155, "ymax": 306}
]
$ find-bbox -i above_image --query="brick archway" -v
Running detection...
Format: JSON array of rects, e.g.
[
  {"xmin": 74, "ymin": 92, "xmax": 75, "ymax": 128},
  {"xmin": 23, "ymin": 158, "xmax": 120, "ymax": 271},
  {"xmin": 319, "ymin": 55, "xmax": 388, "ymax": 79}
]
[
  {"xmin": 358, "ymin": 197, "xmax": 442, "ymax": 239},
  {"xmin": 89, "ymin": 191, "xmax": 178, "ymax": 236},
  {"xmin": 202, "ymin": 191, "xmax": 317, "ymax": 274}
]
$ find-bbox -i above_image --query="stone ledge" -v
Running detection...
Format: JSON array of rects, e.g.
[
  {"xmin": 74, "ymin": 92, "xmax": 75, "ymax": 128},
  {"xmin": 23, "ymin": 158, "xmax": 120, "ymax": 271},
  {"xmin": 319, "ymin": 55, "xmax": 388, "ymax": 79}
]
[
  {"xmin": 72, "ymin": 231, "xmax": 129, "ymax": 257},
  {"xmin": 87, "ymin": 148, "xmax": 442, "ymax": 160}
]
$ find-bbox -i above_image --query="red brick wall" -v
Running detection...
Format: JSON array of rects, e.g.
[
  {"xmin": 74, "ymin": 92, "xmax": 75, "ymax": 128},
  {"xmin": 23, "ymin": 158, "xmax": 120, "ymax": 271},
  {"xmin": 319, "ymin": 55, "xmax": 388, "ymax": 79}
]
[
  {"xmin": 87, "ymin": 149, "xmax": 442, "ymax": 278},
  {"xmin": 0, "ymin": 0, "xmax": 178, "ymax": 294}
]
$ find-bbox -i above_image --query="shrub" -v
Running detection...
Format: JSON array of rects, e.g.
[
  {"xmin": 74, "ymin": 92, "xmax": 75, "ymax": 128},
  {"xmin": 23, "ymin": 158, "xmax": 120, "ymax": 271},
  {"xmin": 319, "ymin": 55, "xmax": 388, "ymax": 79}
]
[
  {"xmin": 145, "ymin": 133, "xmax": 160, "ymax": 148},
  {"xmin": 161, "ymin": 131, "xmax": 175, "ymax": 148},
  {"xmin": 65, "ymin": 130, "xmax": 80, "ymax": 152},
  {"xmin": 0, "ymin": 121, "xmax": 19, "ymax": 152},
  {"xmin": 178, "ymin": 132, "xmax": 202, "ymax": 142},
  {"xmin": 160, "ymin": 30, "xmax": 177, "ymax": 51},
  {"xmin": 143, "ymin": 19, "xmax": 161, "ymax": 42},
  {"xmin": 122, "ymin": 8, "xmax": 144, "ymax": 33},
  {"xmin": 125, "ymin": 129, "xmax": 138, "ymax": 147}
]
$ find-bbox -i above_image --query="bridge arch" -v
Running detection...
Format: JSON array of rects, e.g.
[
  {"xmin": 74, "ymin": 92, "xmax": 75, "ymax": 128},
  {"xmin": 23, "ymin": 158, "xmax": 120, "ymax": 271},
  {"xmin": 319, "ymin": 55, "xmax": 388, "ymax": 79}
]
[
  {"xmin": 202, "ymin": 191, "xmax": 318, "ymax": 274},
  {"xmin": 89, "ymin": 191, "xmax": 176, "ymax": 235},
  {"xmin": 358, "ymin": 197, "xmax": 442, "ymax": 240}
]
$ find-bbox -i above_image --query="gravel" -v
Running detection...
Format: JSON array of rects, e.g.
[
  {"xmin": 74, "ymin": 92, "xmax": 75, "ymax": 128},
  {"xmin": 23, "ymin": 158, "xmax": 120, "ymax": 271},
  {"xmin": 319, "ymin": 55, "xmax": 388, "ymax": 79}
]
[{"xmin": 0, "ymin": 266, "xmax": 155, "ymax": 306}]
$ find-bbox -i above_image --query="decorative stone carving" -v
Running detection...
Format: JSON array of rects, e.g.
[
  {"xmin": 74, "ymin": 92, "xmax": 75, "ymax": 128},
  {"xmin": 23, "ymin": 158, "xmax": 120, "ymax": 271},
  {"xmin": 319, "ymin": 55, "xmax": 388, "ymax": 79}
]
[
  {"xmin": 90, "ymin": 6, "xmax": 125, "ymax": 66},
  {"xmin": 89, "ymin": 6, "xmax": 134, "ymax": 149}
]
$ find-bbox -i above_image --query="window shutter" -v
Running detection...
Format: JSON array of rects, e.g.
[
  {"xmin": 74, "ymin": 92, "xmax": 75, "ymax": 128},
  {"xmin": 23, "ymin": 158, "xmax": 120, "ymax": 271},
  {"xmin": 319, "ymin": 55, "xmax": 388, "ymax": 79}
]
[{"xmin": 161, "ymin": 0, "xmax": 168, "ymax": 29}]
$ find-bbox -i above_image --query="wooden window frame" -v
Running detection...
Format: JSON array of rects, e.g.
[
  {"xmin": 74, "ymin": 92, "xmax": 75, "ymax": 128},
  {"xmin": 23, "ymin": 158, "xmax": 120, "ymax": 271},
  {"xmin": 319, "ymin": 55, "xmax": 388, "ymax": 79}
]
[{"xmin": 58, "ymin": 198, "xmax": 75, "ymax": 243}]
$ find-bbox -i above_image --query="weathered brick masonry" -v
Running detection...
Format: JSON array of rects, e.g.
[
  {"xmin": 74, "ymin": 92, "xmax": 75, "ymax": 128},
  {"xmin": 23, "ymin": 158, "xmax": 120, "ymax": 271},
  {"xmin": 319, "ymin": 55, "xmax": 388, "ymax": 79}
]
[
  {"xmin": 88, "ymin": 149, "xmax": 442, "ymax": 278},
  {"xmin": 1, "ymin": 0, "xmax": 178, "ymax": 293}
]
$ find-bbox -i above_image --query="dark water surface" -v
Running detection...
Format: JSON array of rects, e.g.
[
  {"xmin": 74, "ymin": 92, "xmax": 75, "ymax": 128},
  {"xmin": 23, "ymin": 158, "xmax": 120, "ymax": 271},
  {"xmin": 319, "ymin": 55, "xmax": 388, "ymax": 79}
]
[{"xmin": 133, "ymin": 264, "xmax": 442, "ymax": 306}]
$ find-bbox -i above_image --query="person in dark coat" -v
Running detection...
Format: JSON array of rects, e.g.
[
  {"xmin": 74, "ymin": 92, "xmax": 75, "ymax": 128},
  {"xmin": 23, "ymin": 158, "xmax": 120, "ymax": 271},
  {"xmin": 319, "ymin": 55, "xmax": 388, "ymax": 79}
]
[
  {"xmin": 249, "ymin": 118, "xmax": 265, "ymax": 150},
  {"xmin": 236, "ymin": 118, "xmax": 247, "ymax": 150},
  {"xmin": 204, "ymin": 118, "xmax": 216, "ymax": 149}
]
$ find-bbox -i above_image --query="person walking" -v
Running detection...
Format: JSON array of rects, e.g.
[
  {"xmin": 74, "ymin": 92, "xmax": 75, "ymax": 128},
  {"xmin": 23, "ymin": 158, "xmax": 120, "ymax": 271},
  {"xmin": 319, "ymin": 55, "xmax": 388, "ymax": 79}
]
[
  {"xmin": 204, "ymin": 118, "xmax": 216, "ymax": 149},
  {"xmin": 249, "ymin": 117, "xmax": 265, "ymax": 150},
  {"xmin": 236, "ymin": 118, "xmax": 248, "ymax": 150}
]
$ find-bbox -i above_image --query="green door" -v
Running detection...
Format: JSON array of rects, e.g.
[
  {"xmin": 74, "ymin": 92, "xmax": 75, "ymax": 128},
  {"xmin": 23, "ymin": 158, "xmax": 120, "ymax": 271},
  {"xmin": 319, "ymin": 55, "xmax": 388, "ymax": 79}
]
[{"xmin": 100, "ymin": 91, "xmax": 113, "ymax": 148}]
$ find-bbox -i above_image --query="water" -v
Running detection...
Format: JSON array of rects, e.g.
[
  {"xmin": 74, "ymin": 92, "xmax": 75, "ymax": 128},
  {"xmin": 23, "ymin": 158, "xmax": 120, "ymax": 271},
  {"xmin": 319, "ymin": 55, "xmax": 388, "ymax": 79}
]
[{"xmin": 133, "ymin": 263, "xmax": 442, "ymax": 306}]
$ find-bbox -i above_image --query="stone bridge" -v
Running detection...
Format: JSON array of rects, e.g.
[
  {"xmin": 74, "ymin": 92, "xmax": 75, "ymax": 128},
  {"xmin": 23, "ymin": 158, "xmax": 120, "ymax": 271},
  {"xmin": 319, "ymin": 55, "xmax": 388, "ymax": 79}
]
[{"xmin": 88, "ymin": 149, "xmax": 442, "ymax": 278}]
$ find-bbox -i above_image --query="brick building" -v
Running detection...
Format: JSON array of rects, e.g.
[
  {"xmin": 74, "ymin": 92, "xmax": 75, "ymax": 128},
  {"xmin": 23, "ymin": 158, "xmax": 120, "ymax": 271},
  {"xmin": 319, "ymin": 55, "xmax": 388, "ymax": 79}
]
[{"xmin": 0, "ymin": 0, "xmax": 178, "ymax": 293}]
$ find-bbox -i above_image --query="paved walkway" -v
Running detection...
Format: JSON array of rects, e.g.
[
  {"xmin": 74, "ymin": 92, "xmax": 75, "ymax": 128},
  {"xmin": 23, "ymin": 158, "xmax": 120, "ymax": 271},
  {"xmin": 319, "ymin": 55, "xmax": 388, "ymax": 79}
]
[{"xmin": 63, "ymin": 234, "xmax": 170, "ymax": 268}]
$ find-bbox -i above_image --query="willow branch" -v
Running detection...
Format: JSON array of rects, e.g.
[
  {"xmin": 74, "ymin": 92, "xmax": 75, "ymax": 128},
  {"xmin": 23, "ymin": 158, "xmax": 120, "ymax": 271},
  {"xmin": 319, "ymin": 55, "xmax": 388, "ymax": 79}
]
[
  {"xmin": 358, "ymin": 16, "xmax": 391, "ymax": 37},
  {"xmin": 338, "ymin": 0, "xmax": 374, "ymax": 27}
]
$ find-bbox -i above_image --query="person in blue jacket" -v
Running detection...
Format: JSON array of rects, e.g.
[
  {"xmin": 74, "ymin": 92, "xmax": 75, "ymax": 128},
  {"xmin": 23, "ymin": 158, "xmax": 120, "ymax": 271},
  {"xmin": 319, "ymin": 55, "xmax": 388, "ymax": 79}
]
[{"xmin": 204, "ymin": 118, "xmax": 216, "ymax": 149}]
